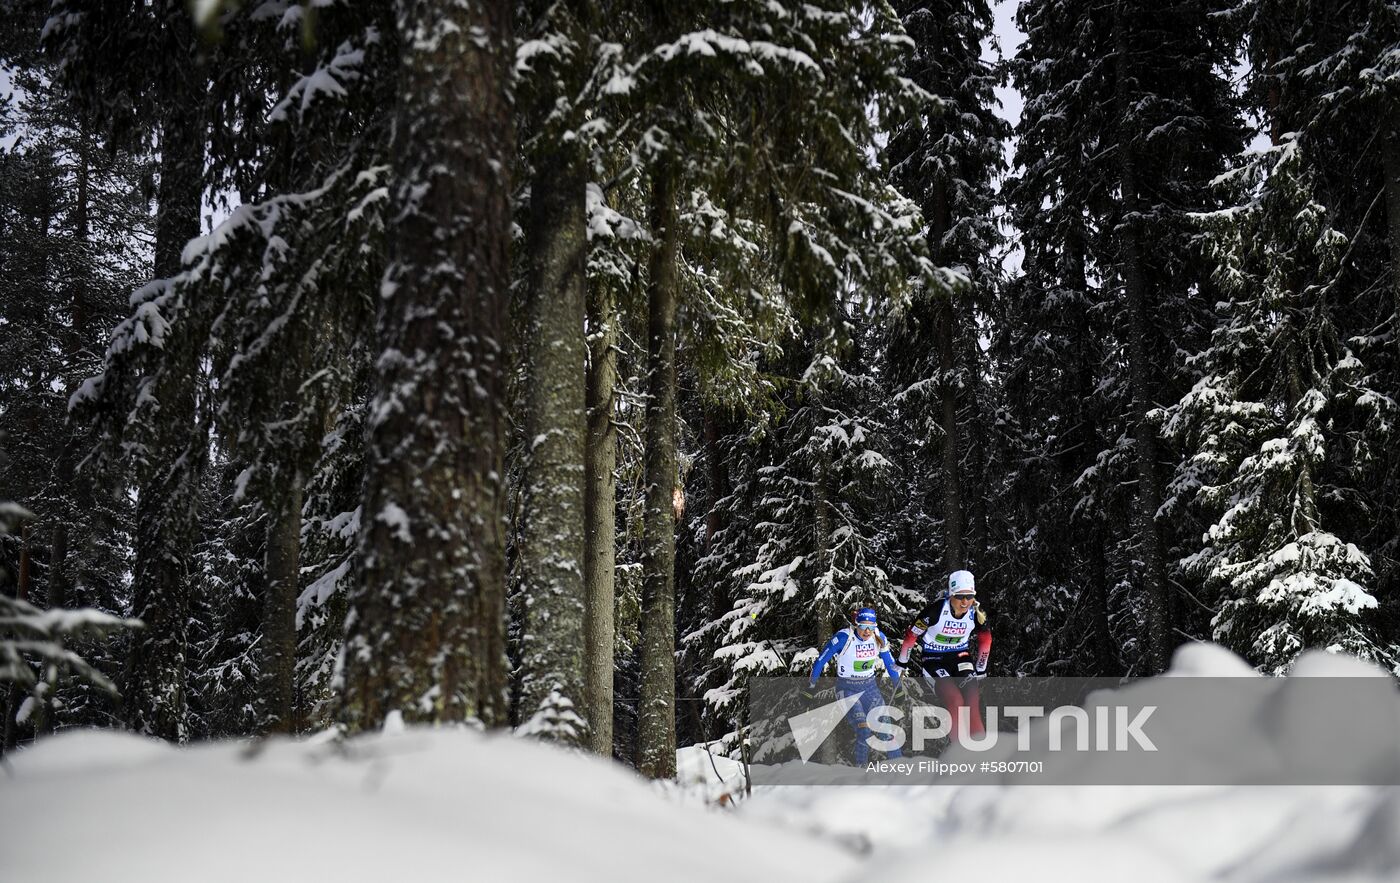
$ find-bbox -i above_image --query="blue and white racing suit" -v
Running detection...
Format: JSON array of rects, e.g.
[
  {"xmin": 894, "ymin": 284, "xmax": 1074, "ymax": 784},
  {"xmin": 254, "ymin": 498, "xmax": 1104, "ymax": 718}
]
[{"xmin": 808, "ymin": 627, "xmax": 903, "ymax": 764}]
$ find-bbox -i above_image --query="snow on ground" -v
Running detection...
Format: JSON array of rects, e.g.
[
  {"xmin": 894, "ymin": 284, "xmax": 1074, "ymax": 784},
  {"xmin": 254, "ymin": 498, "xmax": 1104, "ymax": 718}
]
[
  {"xmin": 4, "ymin": 643, "xmax": 1399, "ymax": 882},
  {"xmin": 0, "ymin": 727, "xmax": 856, "ymax": 883}
]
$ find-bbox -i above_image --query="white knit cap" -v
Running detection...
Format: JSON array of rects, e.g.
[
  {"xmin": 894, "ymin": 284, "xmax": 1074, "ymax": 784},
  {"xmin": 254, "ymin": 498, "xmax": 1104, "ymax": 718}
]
[{"xmin": 948, "ymin": 570, "xmax": 976, "ymax": 596}]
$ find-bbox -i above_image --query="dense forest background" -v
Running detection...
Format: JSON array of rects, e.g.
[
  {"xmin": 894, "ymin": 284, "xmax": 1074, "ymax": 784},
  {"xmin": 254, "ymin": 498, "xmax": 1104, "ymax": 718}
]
[{"xmin": 3, "ymin": 0, "xmax": 1399, "ymax": 774}]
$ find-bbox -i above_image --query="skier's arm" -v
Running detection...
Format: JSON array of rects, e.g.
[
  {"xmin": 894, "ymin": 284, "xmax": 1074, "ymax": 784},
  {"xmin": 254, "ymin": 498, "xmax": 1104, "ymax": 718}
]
[
  {"xmin": 973, "ymin": 608, "xmax": 992, "ymax": 674},
  {"xmin": 879, "ymin": 642, "xmax": 901, "ymax": 687},
  {"xmin": 809, "ymin": 631, "xmax": 848, "ymax": 684},
  {"xmin": 898, "ymin": 604, "xmax": 935, "ymax": 663}
]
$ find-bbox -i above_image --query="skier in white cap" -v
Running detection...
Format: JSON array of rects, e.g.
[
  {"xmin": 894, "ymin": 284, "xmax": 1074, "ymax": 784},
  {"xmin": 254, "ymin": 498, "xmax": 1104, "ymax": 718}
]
[{"xmin": 897, "ymin": 570, "xmax": 992, "ymax": 743}]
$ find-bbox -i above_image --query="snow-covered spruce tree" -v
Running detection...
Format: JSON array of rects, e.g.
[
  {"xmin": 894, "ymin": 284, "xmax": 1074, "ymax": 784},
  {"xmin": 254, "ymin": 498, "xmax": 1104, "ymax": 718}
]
[
  {"xmin": 296, "ymin": 395, "xmax": 370, "ymax": 729},
  {"xmin": 1239, "ymin": 1, "xmax": 1400, "ymax": 362},
  {"xmin": 0, "ymin": 593, "xmax": 137, "ymax": 744},
  {"xmin": 206, "ymin": 9, "xmax": 392, "ymax": 736},
  {"xmin": 1166, "ymin": 140, "xmax": 1398, "ymax": 673},
  {"xmin": 339, "ymin": 0, "xmax": 515, "ymax": 730},
  {"xmin": 685, "ymin": 329, "xmax": 909, "ymax": 753},
  {"xmin": 115, "ymin": 4, "xmax": 394, "ymax": 736},
  {"xmin": 172, "ymin": 152, "xmax": 386, "ymax": 735},
  {"xmin": 1281, "ymin": 0, "xmax": 1400, "ymax": 613},
  {"xmin": 608, "ymin": 0, "xmax": 933, "ymax": 779},
  {"xmin": 1003, "ymin": 0, "xmax": 1244, "ymax": 673},
  {"xmin": 45, "ymin": 0, "xmax": 210, "ymax": 740},
  {"xmin": 185, "ymin": 460, "xmax": 265, "ymax": 739},
  {"xmin": 1234, "ymin": 0, "xmax": 1400, "ymax": 655},
  {"xmin": 0, "ymin": 41, "xmax": 147, "ymax": 731},
  {"xmin": 0, "ymin": 377, "xmax": 135, "ymax": 751},
  {"xmin": 885, "ymin": 0, "xmax": 1008, "ymax": 578},
  {"xmin": 57, "ymin": 3, "xmax": 395, "ymax": 737},
  {"xmin": 0, "ymin": 437, "xmax": 30, "ymax": 753},
  {"xmin": 1278, "ymin": 1, "xmax": 1400, "ymax": 360},
  {"xmin": 190, "ymin": 146, "xmax": 389, "ymax": 734},
  {"xmin": 998, "ymin": 0, "xmax": 1133, "ymax": 675}
]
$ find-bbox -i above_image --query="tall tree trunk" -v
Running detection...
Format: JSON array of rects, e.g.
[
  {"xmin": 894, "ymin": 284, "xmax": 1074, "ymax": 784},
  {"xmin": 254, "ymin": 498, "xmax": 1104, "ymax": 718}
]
[
  {"xmin": 937, "ymin": 298, "xmax": 965, "ymax": 571},
  {"xmin": 516, "ymin": 143, "xmax": 588, "ymax": 743},
  {"xmin": 638, "ymin": 160, "xmax": 679, "ymax": 779},
  {"xmin": 261, "ymin": 474, "xmax": 302, "ymax": 734},
  {"xmin": 1086, "ymin": 525, "xmax": 1118, "ymax": 674},
  {"xmin": 124, "ymin": 9, "xmax": 205, "ymax": 741},
  {"xmin": 583, "ymin": 275, "xmax": 619, "ymax": 756},
  {"xmin": 340, "ymin": 0, "xmax": 514, "ymax": 730},
  {"xmin": 958, "ymin": 298, "xmax": 989, "ymax": 567},
  {"xmin": 811, "ymin": 462, "xmax": 840, "ymax": 764},
  {"xmin": 1380, "ymin": 113, "xmax": 1400, "ymax": 365},
  {"xmin": 47, "ymin": 116, "xmax": 93, "ymax": 662},
  {"xmin": 1115, "ymin": 2, "xmax": 1174, "ymax": 674},
  {"xmin": 1067, "ymin": 224, "xmax": 1117, "ymax": 674},
  {"xmin": 926, "ymin": 178, "xmax": 964, "ymax": 571},
  {"xmin": 1080, "ymin": 313, "xmax": 1118, "ymax": 673}
]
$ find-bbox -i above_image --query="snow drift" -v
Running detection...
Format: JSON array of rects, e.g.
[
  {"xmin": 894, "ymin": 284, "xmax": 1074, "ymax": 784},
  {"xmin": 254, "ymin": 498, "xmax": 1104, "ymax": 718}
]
[{"xmin": 3, "ymin": 643, "xmax": 1399, "ymax": 882}]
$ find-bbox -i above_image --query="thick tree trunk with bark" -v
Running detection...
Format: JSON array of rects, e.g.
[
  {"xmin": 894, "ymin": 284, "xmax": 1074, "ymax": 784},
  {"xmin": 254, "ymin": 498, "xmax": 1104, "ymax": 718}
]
[
  {"xmin": 340, "ymin": 0, "xmax": 514, "ymax": 731},
  {"xmin": 516, "ymin": 142, "xmax": 588, "ymax": 743},
  {"xmin": 261, "ymin": 475, "xmax": 302, "ymax": 734},
  {"xmin": 638, "ymin": 161, "xmax": 679, "ymax": 779},
  {"xmin": 584, "ymin": 276, "xmax": 619, "ymax": 756},
  {"xmin": 1115, "ymin": 3, "xmax": 1174, "ymax": 674},
  {"xmin": 124, "ymin": 12, "xmax": 205, "ymax": 740}
]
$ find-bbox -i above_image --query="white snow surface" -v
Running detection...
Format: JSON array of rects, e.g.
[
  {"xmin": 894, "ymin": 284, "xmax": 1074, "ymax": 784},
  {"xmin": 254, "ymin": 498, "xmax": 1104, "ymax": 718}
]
[
  {"xmin": 5, "ymin": 644, "xmax": 1400, "ymax": 881},
  {"xmin": 0, "ymin": 726, "xmax": 854, "ymax": 883}
]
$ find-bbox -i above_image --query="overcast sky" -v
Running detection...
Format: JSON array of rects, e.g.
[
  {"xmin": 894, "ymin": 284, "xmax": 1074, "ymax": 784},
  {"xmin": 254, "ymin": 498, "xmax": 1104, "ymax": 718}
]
[{"xmin": 991, "ymin": 0, "xmax": 1026, "ymax": 131}]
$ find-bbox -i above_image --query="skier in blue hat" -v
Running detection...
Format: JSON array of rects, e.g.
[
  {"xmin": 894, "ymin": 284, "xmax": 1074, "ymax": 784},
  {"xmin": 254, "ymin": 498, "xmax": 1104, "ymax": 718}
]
[{"xmin": 806, "ymin": 606, "xmax": 903, "ymax": 764}]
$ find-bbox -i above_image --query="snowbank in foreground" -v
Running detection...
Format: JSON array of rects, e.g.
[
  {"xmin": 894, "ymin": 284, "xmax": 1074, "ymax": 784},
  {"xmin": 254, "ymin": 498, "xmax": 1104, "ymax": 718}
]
[
  {"xmin": 5, "ymin": 644, "xmax": 1398, "ymax": 882},
  {"xmin": 0, "ymin": 727, "xmax": 856, "ymax": 883}
]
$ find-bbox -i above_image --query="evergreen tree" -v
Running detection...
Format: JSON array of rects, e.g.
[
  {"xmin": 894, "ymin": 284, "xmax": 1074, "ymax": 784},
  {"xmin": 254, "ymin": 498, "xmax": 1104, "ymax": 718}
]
[
  {"xmin": 886, "ymin": 0, "xmax": 1008, "ymax": 580},
  {"xmin": 1, "ymin": 11, "xmax": 149, "ymax": 734},
  {"xmin": 688, "ymin": 333, "xmax": 909, "ymax": 745},
  {"xmin": 614, "ymin": 0, "xmax": 934, "ymax": 779},
  {"xmin": 1168, "ymin": 140, "xmax": 1398, "ymax": 672},
  {"xmin": 44, "ymin": 0, "xmax": 213, "ymax": 739},
  {"xmin": 1004, "ymin": 0, "xmax": 1243, "ymax": 673}
]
